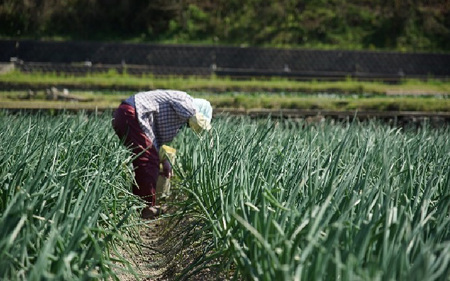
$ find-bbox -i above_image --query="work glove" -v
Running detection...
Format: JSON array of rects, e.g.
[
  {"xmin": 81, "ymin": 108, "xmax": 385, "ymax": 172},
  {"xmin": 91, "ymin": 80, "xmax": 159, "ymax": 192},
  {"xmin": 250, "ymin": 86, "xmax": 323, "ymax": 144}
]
[{"xmin": 189, "ymin": 112, "xmax": 212, "ymax": 134}]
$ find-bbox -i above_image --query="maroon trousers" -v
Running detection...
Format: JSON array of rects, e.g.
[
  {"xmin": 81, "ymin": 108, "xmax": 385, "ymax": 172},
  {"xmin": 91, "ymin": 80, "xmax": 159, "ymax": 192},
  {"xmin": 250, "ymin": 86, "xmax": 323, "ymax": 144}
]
[{"xmin": 112, "ymin": 103, "xmax": 159, "ymax": 206}]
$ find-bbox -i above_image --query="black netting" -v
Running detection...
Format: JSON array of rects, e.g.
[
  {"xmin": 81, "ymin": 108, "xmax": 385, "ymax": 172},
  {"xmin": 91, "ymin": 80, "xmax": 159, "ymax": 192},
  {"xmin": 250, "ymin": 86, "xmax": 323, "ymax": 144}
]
[{"xmin": 1, "ymin": 40, "xmax": 449, "ymax": 79}]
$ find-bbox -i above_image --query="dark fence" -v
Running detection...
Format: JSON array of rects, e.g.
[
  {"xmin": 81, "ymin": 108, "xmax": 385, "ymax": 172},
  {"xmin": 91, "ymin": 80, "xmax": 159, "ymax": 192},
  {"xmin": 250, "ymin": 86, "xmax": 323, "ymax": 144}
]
[{"xmin": 1, "ymin": 40, "xmax": 449, "ymax": 80}]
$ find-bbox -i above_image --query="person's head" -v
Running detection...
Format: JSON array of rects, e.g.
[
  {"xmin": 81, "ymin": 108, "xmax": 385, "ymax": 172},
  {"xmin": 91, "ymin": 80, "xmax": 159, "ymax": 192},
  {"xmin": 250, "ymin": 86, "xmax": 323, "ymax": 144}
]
[{"xmin": 189, "ymin": 98, "xmax": 213, "ymax": 134}]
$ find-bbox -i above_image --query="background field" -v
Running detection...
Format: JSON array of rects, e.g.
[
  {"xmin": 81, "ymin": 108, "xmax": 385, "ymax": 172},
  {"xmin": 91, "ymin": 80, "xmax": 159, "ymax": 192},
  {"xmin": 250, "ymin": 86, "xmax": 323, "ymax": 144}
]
[{"xmin": 1, "ymin": 70, "xmax": 449, "ymax": 115}]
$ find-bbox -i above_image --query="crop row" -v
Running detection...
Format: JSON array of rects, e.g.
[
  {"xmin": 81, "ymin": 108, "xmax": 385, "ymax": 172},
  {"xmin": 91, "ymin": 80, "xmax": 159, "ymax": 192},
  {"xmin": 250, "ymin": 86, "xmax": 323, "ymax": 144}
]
[
  {"xmin": 0, "ymin": 112, "xmax": 144, "ymax": 280},
  {"xmin": 173, "ymin": 117, "xmax": 450, "ymax": 280}
]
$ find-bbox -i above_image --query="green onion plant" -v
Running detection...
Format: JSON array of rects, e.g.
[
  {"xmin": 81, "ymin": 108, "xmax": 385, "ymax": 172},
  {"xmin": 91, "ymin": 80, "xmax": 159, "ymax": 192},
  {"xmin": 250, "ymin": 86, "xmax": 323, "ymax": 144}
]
[
  {"xmin": 0, "ymin": 111, "xmax": 144, "ymax": 280},
  {"xmin": 172, "ymin": 116, "xmax": 450, "ymax": 281}
]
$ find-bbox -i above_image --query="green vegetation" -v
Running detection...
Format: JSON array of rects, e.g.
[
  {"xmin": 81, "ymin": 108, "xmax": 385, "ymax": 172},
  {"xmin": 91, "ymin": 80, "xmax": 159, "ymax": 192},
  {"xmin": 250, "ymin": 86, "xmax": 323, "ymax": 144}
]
[
  {"xmin": 0, "ymin": 112, "xmax": 144, "ymax": 280},
  {"xmin": 172, "ymin": 117, "xmax": 450, "ymax": 280},
  {"xmin": 1, "ymin": 70, "xmax": 449, "ymax": 112},
  {"xmin": 0, "ymin": 0, "xmax": 449, "ymax": 52},
  {"xmin": 204, "ymin": 94, "xmax": 450, "ymax": 112},
  {"xmin": 1, "ymin": 90, "xmax": 449, "ymax": 113},
  {"xmin": 1, "ymin": 111, "xmax": 449, "ymax": 280},
  {"xmin": 2, "ymin": 70, "xmax": 449, "ymax": 95}
]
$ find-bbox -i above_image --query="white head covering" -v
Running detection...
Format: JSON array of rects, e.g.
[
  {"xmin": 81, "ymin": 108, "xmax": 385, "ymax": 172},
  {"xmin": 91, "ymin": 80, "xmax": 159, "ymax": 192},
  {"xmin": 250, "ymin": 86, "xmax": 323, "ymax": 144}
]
[
  {"xmin": 193, "ymin": 98, "xmax": 213, "ymax": 122},
  {"xmin": 189, "ymin": 98, "xmax": 213, "ymax": 133}
]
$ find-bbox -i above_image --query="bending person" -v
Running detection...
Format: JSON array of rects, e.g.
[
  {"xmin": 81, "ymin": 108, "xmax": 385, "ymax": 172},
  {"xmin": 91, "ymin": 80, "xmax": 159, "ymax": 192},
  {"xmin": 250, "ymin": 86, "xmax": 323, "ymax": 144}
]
[{"xmin": 112, "ymin": 89, "xmax": 212, "ymax": 218}]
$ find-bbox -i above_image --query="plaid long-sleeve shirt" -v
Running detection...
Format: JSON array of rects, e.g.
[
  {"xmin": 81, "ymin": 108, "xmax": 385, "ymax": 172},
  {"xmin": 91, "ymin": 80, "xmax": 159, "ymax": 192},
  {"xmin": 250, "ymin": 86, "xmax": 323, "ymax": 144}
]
[{"xmin": 133, "ymin": 90, "xmax": 196, "ymax": 150}]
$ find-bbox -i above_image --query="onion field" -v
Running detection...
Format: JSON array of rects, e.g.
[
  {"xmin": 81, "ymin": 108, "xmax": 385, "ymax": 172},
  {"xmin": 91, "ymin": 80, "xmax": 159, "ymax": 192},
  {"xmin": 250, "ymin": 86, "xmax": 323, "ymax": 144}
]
[
  {"xmin": 0, "ymin": 112, "xmax": 144, "ymax": 280},
  {"xmin": 173, "ymin": 117, "xmax": 450, "ymax": 280},
  {"xmin": 1, "ymin": 112, "xmax": 449, "ymax": 280}
]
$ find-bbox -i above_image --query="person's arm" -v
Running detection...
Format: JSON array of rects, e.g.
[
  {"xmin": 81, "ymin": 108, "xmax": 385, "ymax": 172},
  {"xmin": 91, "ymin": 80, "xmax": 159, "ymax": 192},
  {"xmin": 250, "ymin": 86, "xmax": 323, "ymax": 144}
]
[{"xmin": 169, "ymin": 93, "xmax": 196, "ymax": 120}]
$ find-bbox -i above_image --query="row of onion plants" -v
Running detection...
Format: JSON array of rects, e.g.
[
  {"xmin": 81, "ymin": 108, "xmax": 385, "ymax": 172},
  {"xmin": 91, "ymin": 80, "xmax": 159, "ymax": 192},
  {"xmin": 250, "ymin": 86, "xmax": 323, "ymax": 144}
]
[
  {"xmin": 0, "ymin": 112, "xmax": 145, "ymax": 280},
  {"xmin": 172, "ymin": 116, "xmax": 449, "ymax": 281}
]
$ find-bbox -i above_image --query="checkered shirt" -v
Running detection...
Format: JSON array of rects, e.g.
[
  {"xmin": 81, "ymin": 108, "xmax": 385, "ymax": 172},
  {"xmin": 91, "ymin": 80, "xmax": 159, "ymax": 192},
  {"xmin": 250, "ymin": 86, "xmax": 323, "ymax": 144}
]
[{"xmin": 134, "ymin": 90, "xmax": 196, "ymax": 150}]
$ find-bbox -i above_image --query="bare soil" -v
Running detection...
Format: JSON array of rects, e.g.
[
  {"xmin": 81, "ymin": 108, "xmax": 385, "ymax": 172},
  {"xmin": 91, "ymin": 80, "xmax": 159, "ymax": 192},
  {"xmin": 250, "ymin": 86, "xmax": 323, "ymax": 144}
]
[{"xmin": 115, "ymin": 210, "xmax": 232, "ymax": 281}]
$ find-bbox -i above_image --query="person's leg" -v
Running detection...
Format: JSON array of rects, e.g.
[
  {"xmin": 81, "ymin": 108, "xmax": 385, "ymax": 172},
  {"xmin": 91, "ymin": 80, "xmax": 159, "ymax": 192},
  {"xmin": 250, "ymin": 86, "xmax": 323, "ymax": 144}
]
[{"xmin": 112, "ymin": 104, "xmax": 159, "ymax": 206}]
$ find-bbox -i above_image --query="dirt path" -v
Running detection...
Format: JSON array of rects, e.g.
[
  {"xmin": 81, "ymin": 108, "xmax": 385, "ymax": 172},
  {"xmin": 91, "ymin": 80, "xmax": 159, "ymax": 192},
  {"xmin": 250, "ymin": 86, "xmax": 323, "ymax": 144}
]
[
  {"xmin": 115, "ymin": 219, "xmax": 168, "ymax": 281},
  {"xmin": 116, "ymin": 213, "xmax": 231, "ymax": 281}
]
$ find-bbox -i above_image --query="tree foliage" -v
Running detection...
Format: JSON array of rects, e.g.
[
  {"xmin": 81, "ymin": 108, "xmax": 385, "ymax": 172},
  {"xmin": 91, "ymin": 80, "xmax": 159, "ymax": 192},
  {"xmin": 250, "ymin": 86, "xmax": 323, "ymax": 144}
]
[{"xmin": 0, "ymin": 0, "xmax": 448, "ymax": 51}]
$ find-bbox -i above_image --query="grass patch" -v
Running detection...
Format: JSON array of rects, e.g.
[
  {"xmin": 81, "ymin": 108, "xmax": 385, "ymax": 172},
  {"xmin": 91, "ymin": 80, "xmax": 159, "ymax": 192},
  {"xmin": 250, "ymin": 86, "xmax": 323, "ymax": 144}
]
[
  {"xmin": 1, "ymin": 91, "xmax": 449, "ymax": 112},
  {"xmin": 1, "ymin": 70, "xmax": 450, "ymax": 94},
  {"xmin": 1, "ymin": 70, "xmax": 449, "ymax": 112}
]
